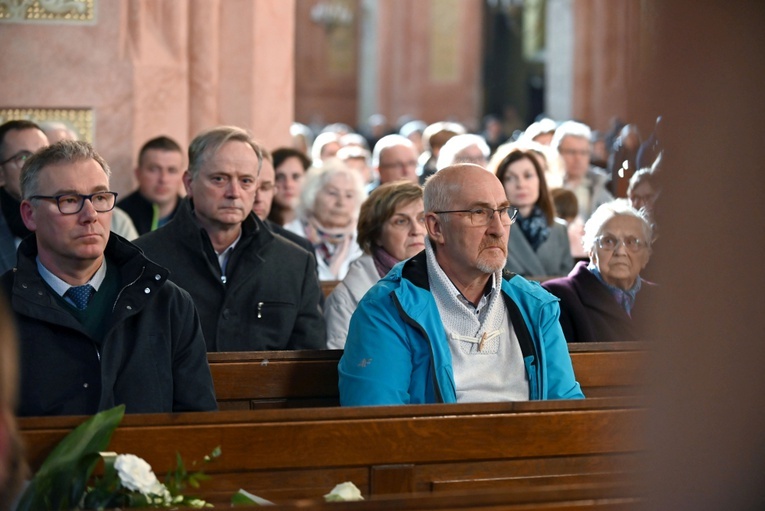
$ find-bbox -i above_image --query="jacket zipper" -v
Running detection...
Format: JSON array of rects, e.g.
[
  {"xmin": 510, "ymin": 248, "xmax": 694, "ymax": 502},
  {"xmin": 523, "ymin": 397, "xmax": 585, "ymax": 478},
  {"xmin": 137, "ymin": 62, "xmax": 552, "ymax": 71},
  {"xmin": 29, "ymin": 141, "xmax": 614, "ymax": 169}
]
[{"xmin": 111, "ymin": 265, "xmax": 146, "ymax": 313}]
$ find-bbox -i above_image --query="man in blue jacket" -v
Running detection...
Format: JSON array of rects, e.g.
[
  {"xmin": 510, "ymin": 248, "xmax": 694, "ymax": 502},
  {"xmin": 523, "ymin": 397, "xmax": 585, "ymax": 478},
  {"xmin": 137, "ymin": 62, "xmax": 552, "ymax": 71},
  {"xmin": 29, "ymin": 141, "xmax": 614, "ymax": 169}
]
[{"xmin": 339, "ymin": 163, "xmax": 583, "ymax": 405}]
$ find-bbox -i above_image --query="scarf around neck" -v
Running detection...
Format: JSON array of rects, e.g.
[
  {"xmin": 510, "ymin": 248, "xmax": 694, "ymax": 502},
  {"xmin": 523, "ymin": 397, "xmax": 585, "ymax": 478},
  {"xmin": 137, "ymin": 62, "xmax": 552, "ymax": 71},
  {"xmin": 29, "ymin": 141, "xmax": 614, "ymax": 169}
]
[
  {"xmin": 372, "ymin": 245, "xmax": 400, "ymax": 278},
  {"xmin": 588, "ymin": 262, "xmax": 642, "ymax": 316},
  {"xmin": 303, "ymin": 215, "xmax": 356, "ymax": 279},
  {"xmin": 516, "ymin": 205, "xmax": 550, "ymax": 251}
]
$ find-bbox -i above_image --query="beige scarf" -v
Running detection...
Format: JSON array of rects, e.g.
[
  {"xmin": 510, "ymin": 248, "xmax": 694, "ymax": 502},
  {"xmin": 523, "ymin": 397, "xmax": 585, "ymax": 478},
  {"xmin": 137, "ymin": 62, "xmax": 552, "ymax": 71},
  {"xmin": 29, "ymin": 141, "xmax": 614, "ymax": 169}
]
[{"xmin": 303, "ymin": 215, "xmax": 355, "ymax": 279}]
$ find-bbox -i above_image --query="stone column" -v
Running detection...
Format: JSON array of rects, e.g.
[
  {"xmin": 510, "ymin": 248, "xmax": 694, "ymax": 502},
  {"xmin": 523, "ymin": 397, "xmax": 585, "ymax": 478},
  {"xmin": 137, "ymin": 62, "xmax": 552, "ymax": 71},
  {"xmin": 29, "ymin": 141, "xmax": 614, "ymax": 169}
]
[
  {"xmin": 188, "ymin": 0, "xmax": 221, "ymax": 139},
  {"xmin": 189, "ymin": 0, "xmax": 295, "ymax": 148}
]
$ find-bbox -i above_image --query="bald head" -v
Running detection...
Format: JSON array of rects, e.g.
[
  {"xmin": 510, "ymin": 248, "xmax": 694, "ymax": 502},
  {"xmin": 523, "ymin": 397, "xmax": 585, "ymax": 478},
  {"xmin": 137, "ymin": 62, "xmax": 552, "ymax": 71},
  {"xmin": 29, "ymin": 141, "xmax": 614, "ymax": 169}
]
[{"xmin": 424, "ymin": 163, "xmax": 496, "ymax": 213}]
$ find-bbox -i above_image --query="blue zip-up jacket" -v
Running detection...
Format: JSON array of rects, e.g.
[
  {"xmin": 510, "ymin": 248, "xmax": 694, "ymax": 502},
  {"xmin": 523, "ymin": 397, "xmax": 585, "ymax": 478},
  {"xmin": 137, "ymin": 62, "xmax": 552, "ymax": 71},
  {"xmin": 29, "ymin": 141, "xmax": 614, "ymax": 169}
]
[{"xmin": 339, "ymin": 251, "xmax": 584, "ymax": 405}]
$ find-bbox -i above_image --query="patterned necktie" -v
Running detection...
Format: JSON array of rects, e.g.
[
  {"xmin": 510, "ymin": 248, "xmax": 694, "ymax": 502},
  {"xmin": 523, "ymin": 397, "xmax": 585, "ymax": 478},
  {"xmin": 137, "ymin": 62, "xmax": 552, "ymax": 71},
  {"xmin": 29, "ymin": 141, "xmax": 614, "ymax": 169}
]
[{"xmin": 65, "ymin": 284, "xmax": 95, "ymax": 310}]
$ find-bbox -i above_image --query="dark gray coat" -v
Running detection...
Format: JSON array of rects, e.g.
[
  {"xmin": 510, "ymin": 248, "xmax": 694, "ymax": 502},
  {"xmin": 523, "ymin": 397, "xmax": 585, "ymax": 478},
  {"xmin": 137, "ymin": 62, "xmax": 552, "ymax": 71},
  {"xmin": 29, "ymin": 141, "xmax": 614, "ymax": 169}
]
[
  {"xmin": 134, "ymin": 201, "xmax": 326, "ymax": 351},
  {"xmin": 505, "ymin": 219, "xmax": 573, "ymax": 277},
  {"xmin": 2, "ymin": 233, "xmax": 217, "ymax": 417}
]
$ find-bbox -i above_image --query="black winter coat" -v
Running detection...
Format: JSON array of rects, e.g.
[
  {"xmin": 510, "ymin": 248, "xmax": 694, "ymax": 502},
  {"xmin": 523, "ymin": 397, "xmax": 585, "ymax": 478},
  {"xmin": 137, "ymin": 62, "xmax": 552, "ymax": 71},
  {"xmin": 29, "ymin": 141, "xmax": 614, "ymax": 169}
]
[
  {"xmin": 134, "ymin": 201, "xmax": 326, "ymax": 351},
  {"xmin": 2, "ymin": 233, "xmax": 217, "ymax": 417}
]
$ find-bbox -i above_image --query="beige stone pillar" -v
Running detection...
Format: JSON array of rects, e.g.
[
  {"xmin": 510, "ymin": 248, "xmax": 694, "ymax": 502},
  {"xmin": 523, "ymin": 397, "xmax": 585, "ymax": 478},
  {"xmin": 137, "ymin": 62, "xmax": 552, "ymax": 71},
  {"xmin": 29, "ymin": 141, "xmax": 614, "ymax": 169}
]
[
  {"xmin": 0, "ymin": 0, "xmax": 296, "ymax": 195},
  {"xmin": 125, "ymin": 1, "xmax": 191, "ymax": 181},
  {"xmin": 190, "ymin": 0, "xmax": 295, "ymax": 149},
  {"xmin": 189, "ymin": 0, "xmax": 221, "ymax": 139}
]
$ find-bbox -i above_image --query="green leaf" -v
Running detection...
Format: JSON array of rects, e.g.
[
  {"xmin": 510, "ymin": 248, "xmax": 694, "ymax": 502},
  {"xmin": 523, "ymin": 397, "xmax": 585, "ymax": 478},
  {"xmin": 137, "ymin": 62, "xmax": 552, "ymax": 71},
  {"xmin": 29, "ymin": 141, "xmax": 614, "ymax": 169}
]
[
  {"xmin": 231, "ymin": 489, "xmax": 273, "ymax": 506},
  {"xmin": 16, "ymin": 405, "xmax": 126, "ymax": 511}
]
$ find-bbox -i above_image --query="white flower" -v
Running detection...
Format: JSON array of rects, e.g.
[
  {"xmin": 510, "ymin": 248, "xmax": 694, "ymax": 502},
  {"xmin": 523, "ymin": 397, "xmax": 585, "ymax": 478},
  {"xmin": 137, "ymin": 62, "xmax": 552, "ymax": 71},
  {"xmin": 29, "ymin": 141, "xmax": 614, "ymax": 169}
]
[
  {"xmin": 114, "ymin": 454, "xmax": 166, "ymax": 497},
  {"xmin": 324, "ymin": 482, "xmax": 364, "ymax": 502}
]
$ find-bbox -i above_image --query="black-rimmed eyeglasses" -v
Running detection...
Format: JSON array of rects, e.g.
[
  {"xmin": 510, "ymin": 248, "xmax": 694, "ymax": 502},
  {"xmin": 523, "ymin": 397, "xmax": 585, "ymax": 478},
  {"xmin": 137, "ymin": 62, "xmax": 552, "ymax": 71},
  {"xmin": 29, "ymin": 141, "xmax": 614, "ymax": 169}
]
[
  {"xmin": 29, "ymin": 192, "xmax": 119, "ymax": 215},
  {"xmin": 433, "ymin": 206, "xmax": 518, "ymax": 226},
  {"xmin": 0, "ymin": 150, "xmax": 33, "ymax": 168}
]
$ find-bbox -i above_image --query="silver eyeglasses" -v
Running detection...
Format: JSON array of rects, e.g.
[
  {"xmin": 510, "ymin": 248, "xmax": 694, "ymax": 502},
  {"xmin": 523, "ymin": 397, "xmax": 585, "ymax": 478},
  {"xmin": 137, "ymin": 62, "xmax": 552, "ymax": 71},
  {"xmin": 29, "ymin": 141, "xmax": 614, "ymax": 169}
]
[
  {"xmin": 433, "ymin": 206, "xmax": 519, "ymax": 226},
  {"xmin": 595, "ymin": 235, "xmax": 648, "ymax": 252},
  {"xmin": 29, "ymin": 192, "xmax": 119, "ymax": 215}
]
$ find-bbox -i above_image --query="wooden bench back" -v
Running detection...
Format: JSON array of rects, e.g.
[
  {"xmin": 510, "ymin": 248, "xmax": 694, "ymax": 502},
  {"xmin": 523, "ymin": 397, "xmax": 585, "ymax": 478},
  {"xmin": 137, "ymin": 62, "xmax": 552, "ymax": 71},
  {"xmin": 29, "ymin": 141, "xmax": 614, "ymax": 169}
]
[
  {"xmin": 208, "ymin": 342, "xmax": 648, "ymax": 410},
  {"xmin": 321, "ymin": 280, "xmax": 340, "ymax": 297},
  {"xmin": 19, "ymin": 398, "xmax": 645, "ymax": 505},
  {"xmin": 233, "ymin": 481, "xmax": 643, "ymax": 510}
]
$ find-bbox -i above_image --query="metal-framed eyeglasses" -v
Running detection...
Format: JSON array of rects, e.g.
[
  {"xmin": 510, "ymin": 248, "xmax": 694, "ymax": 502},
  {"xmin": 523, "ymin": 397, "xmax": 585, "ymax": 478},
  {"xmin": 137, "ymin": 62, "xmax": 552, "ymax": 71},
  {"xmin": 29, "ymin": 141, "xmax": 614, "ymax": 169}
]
[
  {"xmin": 29, "ymin": 192, "xmax": 119, "ymax": 215},
  {"xmin": 595, "ymin": 235, "xmax": 648, "ymax": 253},
  {"xmin": 0, "ymin": 150, "xmax": 33, "ymax": 168},
  {"xmin": 433, "ymin": 206, "xmax": 518, "ymax": 227}
]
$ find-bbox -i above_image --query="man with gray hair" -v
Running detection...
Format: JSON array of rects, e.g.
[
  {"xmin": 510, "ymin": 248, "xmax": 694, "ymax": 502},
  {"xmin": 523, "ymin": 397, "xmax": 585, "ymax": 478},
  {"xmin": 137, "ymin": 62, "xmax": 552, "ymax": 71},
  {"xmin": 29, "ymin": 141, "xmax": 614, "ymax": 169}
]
[
  {"xmin": 435, "ymin": 133, "xmax": 491, "ymax": 170},
  {"xmin": 339, "ymin": 163, "xmax": 583, "ymax": 405},
  {"xmin": 370, "ymin": 134, "xmax": 419, "ymax": 188},
  {"xmin": 1, "ymin": 140, "xmax": 216, "ymax": 416},
  {"xmin": 552, "ymin": 120, "xmax": 613, "ymax": 221},
  {"xmin": 135, "ymin": 125, "xmax": 325, "ymax": 351}
]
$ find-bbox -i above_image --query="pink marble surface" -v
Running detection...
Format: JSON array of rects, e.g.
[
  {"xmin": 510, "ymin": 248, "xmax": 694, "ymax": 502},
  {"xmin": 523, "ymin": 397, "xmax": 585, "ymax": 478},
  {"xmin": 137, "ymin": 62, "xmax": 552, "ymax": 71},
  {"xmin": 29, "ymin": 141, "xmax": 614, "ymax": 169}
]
[{"xmin": 0, "ymin": 0, "xmax": 295, "ymax": 196}]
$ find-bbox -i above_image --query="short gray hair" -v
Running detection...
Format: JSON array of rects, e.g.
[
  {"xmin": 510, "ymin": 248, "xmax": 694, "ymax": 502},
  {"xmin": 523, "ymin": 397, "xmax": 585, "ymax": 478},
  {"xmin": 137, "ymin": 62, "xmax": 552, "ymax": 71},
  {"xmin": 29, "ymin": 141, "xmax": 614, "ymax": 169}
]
[
  {"xmin": 188, "ymin": 125, "xmax": 263, "ymax": 179},
  {"xmin": 435, "ymin": 134, "xmax": 490, "ymax": 170},
  {"xmin": 551, "ymin": 120, "xmax": 592, "ymax": 152},
  {"xmin": 21, "ymin": 140, "xmax": 110, "ymax": 199},
  {"xmin": 582, "ymin": 199, "xmax": 653, "ymax": 252},
  {"xmin": 371, "ymin": 134, "xmax": 415, "ymax": 168}
]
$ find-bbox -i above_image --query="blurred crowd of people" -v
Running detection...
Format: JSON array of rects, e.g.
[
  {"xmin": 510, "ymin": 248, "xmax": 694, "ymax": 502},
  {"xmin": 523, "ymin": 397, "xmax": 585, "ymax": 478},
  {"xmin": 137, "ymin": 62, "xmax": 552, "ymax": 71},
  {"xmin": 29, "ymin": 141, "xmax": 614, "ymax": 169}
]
[
  {"xmin": 0, "ymin": 111, "xmax": 662, "ymax": 418},
  {"xmin": 0, "ymin": 111, "xmax": 664, "ymax": 504}
]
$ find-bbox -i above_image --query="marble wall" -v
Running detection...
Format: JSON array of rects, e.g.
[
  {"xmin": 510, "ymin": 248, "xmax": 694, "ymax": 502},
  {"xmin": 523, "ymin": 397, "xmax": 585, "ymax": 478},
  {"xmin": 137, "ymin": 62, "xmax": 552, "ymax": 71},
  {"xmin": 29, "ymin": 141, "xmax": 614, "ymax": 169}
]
[
  {"xmin": 1, "ymin": 0, "xmax": 649, "ymax": 197},
  {"xmin": 0, "ymin": 0, "xmax": 295, "ymax": 195}
]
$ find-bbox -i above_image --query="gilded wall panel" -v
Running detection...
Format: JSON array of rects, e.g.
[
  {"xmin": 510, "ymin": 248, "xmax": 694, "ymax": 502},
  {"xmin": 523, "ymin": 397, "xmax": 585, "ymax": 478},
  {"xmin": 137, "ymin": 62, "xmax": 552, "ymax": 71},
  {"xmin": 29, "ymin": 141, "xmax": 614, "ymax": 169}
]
[
  {"xmin": 0, "ymin": 108, "xmax": 93, "ymax": 143},
  {"xmin": 0, "ymin": 0, "xmax": 95, "ymax": 23}
]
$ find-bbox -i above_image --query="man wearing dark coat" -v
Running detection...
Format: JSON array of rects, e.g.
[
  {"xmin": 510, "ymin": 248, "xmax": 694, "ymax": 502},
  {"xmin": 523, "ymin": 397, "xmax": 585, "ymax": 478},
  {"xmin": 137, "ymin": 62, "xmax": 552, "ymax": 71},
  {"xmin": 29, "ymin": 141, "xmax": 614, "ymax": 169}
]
[
  {"xmin": 117, "ymin": 136, "xmax": 185, "ymax": 235},
  {"xmin": 135, "ymin": 126, "xmax": 326, "ymax": 351},
  {"xmin": 2, "ymin": 140, "xmax": 216, "ymax": 417},
  {"xmin": 0, "ymin": 120, "xmax": 49, "ymax": 275}
]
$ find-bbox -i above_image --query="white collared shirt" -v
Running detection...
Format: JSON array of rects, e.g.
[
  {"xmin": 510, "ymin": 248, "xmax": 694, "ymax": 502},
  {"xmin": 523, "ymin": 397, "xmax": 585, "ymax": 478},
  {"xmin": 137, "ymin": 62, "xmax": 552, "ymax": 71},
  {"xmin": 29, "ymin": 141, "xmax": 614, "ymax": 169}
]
[
  {"xmin": 36, "ymin": 257, "xmax": 107, "ymax": 308},
  {"xmin": 216, "ymin": 231, "xmax": 242, "ymax": 283}
]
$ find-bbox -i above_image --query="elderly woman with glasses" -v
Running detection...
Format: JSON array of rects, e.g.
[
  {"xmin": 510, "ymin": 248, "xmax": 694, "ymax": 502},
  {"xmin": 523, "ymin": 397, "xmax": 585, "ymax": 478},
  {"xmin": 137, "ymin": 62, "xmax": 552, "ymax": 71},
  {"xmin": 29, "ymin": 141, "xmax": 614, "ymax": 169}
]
[{"xmin": 542, "ymin": 199, "xmax": 655, "ymax": 343}]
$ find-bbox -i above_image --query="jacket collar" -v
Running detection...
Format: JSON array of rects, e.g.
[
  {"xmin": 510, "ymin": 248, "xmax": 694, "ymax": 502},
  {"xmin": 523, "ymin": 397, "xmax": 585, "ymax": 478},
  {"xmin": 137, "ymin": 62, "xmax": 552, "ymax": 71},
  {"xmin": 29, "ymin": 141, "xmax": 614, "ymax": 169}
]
[
  {"xmin": 172, "ymin": 198, "xmax": 269, "ymax": 251},
  {"xmin": 568, "ymin": 261, "xmax": 630, "ymax": 319},
  {"xmin": 401, "ymin": 249, "xmax": 519, "ymax": 291},
  {"xmin": 400, "ymin": 250, "xmax": 430, "ymax": 291},
  {"xmin": 11, "ymin": 232, "xmax": 168, "ymax": 328}
]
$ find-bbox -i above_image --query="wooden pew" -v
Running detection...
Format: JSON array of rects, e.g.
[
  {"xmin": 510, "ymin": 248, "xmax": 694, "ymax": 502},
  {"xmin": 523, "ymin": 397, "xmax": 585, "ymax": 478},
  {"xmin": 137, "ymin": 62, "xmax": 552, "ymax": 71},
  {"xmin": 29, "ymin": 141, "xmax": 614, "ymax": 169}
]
[
  {"xmin": 19, "ymin": 398, "xmax": 645, "ymax": 506},
  {"xmin": 208, "ymin": 349, "xmax": 343, "ymax": 410},
  {"xmin": 238, "ymin": 481, "xmax": 643, "ymax": 510},
  {"xmin": 321, "ymin": 280, "xmax": 340, "ymax": 297},
  {"xmin": 568, "ymin": 342, "xmax": 648, "ymax": 398},
  {"xmin": 208, "ymin": 342, "xmax": 648, "ymax": 410}
]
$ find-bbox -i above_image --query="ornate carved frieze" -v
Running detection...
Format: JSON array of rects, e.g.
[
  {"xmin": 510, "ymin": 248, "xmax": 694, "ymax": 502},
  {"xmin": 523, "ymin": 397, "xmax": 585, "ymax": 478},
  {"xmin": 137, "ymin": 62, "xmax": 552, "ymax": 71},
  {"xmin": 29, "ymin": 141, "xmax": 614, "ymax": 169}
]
[
  {"xmin": 0, "ymin": 0, "xmax": 95, "ymax": 23},
  {"xmin": 0, "ymin": 107, "xmax": 93, "ymax": 143}
]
